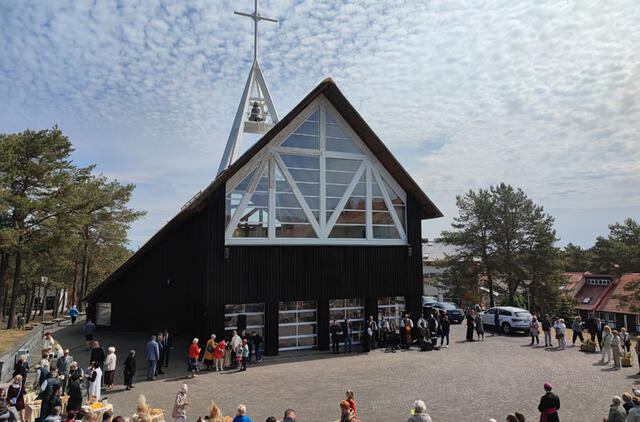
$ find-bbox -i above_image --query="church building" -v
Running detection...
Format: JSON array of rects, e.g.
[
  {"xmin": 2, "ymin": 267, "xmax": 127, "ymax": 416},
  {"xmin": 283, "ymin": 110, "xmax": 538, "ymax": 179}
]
[{"xmin": 85, "ymin": 3, "xmax": 442, "ymax": 355}]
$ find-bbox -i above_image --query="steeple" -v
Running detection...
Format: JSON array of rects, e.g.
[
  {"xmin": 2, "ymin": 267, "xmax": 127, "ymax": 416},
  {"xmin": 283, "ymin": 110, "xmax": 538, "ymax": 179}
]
[{"xmin": 217, "ymin": 0, "xmax": 279, "ymax": 176}]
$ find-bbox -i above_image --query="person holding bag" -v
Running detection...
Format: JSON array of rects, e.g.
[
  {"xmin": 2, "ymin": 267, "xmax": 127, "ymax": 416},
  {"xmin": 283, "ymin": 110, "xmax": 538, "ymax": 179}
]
[
  {"xmin": 620, "ymin": 328, "xmax": 631, "ymax": 352},
  {"xmin": 203, "ymin": 335, "xmax": 216, "ymax": 371},
  {"xmin": 600, "ymin": 326, "xmax": 613, "ymax": 365},
  {"xmin": 7, "ymin": 375, "xmax": 25, "ymax": 421}
]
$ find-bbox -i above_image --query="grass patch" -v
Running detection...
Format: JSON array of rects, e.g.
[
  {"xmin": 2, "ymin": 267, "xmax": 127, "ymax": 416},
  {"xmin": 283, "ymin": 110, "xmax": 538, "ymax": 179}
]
[{"xmin": 0, "ymin": 329, "xmax": 28, "ymax": 355}]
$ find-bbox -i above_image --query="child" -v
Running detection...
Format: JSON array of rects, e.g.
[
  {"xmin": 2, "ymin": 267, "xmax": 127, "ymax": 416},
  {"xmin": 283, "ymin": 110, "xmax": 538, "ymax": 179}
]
[
  {"xmin": 44, "ymin": 406, "xmax": 62, "ymax": 422},
  {"xmin": 235, "ymin": 341, "xmax": 243, "ymax": 371},
  {"xmin": 345, "ymin": 390, "xmax": 356, "ymax": 417},
  {"xmin": 240, "ymin": 340, "xmax": 249, "ymax": 371}
]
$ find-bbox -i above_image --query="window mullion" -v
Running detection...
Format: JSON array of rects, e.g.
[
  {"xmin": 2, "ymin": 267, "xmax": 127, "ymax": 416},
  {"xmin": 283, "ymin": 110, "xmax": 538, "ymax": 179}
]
[
  {"xmin": 268, "ymin": 155, "xmax": 275, "ymax": 239},
  {"xmin": 325, "ymin": 161, "xmax": 366, "ymax": 234},
  {"xmin": 365, "ymin": 163, "xmax": 372, "ymax": 240},
  {"xmin": 372, "ymin": 166, "xmax": 406, "ymax": 240},
  {"xmin": 225, "ymin": 159, "xmax": 268, "ymax": 238},
  {"xmin": 319, "ymin": 104, "xmax": 327, "ymax": 236}
]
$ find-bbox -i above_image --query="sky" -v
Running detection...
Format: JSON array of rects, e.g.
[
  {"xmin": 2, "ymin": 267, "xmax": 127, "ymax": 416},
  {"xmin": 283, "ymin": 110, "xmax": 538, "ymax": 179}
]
[{"xmin": 1, "ymin": 0, "xmax": 639, "ymax": 249}]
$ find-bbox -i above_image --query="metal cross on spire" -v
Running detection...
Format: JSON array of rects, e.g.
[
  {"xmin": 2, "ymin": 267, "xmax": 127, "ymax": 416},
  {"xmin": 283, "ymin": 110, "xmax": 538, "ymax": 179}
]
[
  {"xmin": 234, "ymin": 0, "xmax": 278, "ymax": 64},
  {"xmin": 217, "ymin": 1, "xmax": 280, "ymax": 176}
]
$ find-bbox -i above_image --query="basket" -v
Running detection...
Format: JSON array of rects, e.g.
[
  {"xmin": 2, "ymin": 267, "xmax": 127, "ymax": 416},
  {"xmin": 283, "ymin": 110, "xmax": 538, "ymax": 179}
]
[
  {"xmin": 580, "ymin": 344, "xmax": 596, "ymax": 352},
  {"xmin": 622, "ymin": 357, "xmax": 632, "ymax": 367}
]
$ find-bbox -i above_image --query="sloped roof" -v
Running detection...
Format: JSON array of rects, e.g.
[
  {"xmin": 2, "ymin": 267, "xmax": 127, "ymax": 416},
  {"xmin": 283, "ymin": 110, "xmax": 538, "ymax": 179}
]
[
  {"xmin": 598, "ymin": 273, "xmax": 640, "ymax": 314},
  {"xmin": 574, "ymin": 283, "xmax": 610, "ymax": 311},
  {"xmin": 85, "ymin": 79, "xmax": 442, "ymax": 302},
  {"xmin": 561, "ymin": 272, "xmax": 585, "ymax": 298}
]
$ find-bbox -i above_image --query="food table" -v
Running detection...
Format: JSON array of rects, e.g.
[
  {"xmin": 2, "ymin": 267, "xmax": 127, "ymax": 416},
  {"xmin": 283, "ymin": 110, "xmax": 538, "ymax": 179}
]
[
  {"xmin": 25, "ymin": 395, "xmax": 69, "ymax": 422},
  {"xmin": 82, "ymin": 403, "xmax": 114, "ymax": 421}
]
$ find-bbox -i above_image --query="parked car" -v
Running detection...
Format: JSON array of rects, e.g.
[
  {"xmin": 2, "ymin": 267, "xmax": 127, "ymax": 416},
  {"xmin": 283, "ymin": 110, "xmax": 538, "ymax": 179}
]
[
  {"xmin": 422, "ymin": 296, "xmax": 438, "ymax": 307},
  {"xmin": 480, "ymin": 306, "xmax": 532, "ymax": 335},
  {"xmin": 432, "ymin": 301, "xmax": 465, "ymax": 324}
]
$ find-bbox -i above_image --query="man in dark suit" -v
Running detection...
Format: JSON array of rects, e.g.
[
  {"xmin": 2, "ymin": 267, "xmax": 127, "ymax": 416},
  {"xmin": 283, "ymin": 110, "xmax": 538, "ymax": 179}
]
[
  {"xmin": 162, "ymin": 329, "xmax": 173, "ymax": 368},
  {"xmin": 585, "ymin": 313, "xmax": 597, "ymax": 341},
  {"xmin": 595, "ymin": 318, "xmax": 604, "ymax": 350},
  {"xmin": 342, "ymin": 319, "xmax": 353, "ymax": 353},
  {"xmin": 330, "ymin": 320, "xmax": 341, "ymax": 354},
  {"xmin": 155, "ymin": 333, "xmax": 165, "ymax": 375},
  {"xmin": 538, "ymin": 382, "xmax": 560, "ymax": 422}
]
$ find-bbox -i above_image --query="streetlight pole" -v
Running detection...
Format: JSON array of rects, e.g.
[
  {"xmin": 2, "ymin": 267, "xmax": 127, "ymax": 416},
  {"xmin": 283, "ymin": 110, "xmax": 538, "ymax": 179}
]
[{"xmin": 40, "ymin": 276, "xmax": 48, "ymax": 324}]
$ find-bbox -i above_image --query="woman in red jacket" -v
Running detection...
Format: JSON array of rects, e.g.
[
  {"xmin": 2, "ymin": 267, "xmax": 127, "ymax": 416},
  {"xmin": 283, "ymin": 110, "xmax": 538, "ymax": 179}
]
[
  {"xmin": 213, "ymin": 340, "xmax": 226, "ymax": 372},
  {"xmin": 187, "ymin": 338, "xmax": 200, "ymax": 378}
]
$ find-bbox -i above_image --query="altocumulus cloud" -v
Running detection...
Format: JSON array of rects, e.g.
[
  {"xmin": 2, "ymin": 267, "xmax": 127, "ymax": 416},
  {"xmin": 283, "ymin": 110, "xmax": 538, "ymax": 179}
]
[{"xmin": 0, "ymin": 0, "xmax": 638, "ymax": 248}]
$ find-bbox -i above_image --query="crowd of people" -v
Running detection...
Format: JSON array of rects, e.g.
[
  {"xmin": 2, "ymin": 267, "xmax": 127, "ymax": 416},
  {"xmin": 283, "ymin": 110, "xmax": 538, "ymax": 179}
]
[
  {"xmin": 2, "ymin": 309, "xmax": 639, "ymax": 422},
  {"xmin": 521, "ymin": 313, "xmax": 640, "ymax": 372}
]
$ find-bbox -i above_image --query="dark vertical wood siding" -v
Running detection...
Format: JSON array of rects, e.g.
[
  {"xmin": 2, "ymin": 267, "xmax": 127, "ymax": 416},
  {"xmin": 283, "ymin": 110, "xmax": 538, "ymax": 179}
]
[{"xmin": 91, "ymin": 183, "xmax": 425, "ymax": 354}]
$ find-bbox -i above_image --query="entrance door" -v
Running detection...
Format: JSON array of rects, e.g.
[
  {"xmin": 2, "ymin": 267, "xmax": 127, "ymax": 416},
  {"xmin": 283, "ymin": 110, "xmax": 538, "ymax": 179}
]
[
  {"xmin": 278, "ymin": 301, "xmax": 317, "ymax": 351},
  {"xmin": 224, "ymin": 303, "xmax": 265, "ymax": 338},
  {"xmin": 329, "ymin": 298, "xmax": 365, "ymax": 343},
  {"xmin": 377, "ymin": 296, "xmax": 406, "ymax": 326}
]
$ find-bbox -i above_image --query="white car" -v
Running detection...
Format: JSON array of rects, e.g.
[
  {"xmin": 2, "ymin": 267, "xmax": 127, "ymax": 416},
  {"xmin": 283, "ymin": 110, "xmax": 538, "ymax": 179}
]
[{"xmin": 480, "ymin": 306, "xmax": 532, "ymax": 335}]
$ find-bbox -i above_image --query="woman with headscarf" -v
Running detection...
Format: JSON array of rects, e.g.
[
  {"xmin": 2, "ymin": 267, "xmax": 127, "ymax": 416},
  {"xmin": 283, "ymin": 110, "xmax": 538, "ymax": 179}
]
[
  {"xmin": 103, "ymin": 347, "xmax": 117, "ymax": 390},
  {"xmin": 171, "ymin": 384, "xmax": 189, "ymax": 422},
  {"xmin": 203, "ymin": 335, "xmax": 216, "ymax": 370},
  {"xmin": 188, "ymin": 338, "xmax": 200, "ymax": 378}
]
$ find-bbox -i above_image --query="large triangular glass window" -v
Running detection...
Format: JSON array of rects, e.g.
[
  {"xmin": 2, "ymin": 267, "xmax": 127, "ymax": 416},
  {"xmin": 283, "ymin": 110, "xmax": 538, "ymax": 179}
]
[
  {"xmin": 371, "ymin": 176, "xmax": 400, "ymax": 239},
  {"xmin": 275, "ymin": 163, "xmax": 317, "ymax": 238},
  {"xmin": 279, "ymin": 154, "xmax": 320, "ymax": 223},
  {"xmin": 281, "ymin": 110, "xmax": 319, "ymax": 150},
  {"xmin": 232, "ymin": 165, "xmax": 269, "ymax": 238},
  {"xmin": 325, "ymin": 111, "xmax": 362, "ymax": 154},
  {"xmin": 382, "ymin": 179, "xmax": 406, "ymax": 231},
  {"xmin": 325, "ymin": 158, "xmax": 362, "ymax": 223},
  {"xmin": 225, "ymin": 167, "xmax": 257, "ymax": 229},
  {"xmin": 328, "ymin": 173, "xmax": 366, "ymax": 238}
]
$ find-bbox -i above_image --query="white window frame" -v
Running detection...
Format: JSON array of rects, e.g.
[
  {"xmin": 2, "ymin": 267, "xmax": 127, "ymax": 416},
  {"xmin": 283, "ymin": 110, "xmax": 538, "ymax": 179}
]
[
  {"xmin": 329, "ymin": 299, "xmax": 365, "ymax": 344},
  {"xmin": 225, "ymin": 95, "xmax": 407, "ymax": 245},
  {"xmin": 378, "ymin": 296, "xmax": 406, "ymax": 326},
  {"xmin": 278, "ymin": 302, "xmax": 317, "ymax": 351},
  {"xmin": 224, "ymin": 303, "xmax": 265, "ymax": 335}
]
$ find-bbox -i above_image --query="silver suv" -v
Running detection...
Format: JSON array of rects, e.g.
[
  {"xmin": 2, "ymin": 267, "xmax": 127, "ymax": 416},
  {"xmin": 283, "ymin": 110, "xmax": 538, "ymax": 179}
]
[{"xmin": 480, "ymin": 306, "xmax": 532, "ymax": 335}]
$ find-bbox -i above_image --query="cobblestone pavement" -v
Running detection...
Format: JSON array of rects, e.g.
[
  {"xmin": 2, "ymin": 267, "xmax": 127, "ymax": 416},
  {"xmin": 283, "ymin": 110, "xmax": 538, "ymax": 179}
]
[{"xmin": 30, "ymin": 323, "xmax": 639, "ymax": 422}]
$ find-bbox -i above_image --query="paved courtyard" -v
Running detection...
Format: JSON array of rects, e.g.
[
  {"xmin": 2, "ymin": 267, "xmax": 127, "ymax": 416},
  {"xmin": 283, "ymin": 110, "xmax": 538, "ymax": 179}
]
[{"xmin": 31, "ymin": 323, "xmax": 639, "ymax": 421}]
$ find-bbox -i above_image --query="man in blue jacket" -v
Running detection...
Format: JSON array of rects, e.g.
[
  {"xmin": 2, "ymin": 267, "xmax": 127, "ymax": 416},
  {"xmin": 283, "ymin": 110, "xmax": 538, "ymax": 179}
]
[{"xmin": 145, "ymin": 335, "xmax": 159, "ymax": 381}]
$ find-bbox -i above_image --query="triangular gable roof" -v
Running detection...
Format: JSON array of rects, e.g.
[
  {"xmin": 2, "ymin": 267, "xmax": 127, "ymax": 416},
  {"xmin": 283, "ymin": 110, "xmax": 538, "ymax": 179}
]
[
  {"xmin": 85, "ymin": 79, "xmax": 441, "ymax": 301},
  {"xmin": 195, "ymin": 78, "xmax": 441, "ymax": 219}
]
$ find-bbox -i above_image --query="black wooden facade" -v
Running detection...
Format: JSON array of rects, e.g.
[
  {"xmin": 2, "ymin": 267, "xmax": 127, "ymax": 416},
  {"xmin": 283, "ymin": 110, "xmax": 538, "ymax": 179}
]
[{"xmin": 86, "ymin": 79, "xmax": 440, "ymax": 356}]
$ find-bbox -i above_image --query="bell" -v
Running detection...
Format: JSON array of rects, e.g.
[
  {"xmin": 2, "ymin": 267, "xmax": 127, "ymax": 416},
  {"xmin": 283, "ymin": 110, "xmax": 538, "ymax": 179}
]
[{"xmin": 248, "ymin": 102, "xmax": 263, "ymax": 122}]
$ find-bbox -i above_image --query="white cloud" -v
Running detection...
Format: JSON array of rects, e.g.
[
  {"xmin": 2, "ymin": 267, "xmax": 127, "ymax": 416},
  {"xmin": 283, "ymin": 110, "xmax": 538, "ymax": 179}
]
[{"xmin": 1, "ymin": 0, "xmax": 638, "ymax": 248}]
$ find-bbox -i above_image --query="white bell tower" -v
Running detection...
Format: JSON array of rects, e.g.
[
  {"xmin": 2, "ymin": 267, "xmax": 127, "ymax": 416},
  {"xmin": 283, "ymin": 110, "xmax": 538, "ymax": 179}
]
[{"xmin": 217, "ymin": 0, "xmax": 279, "ymax": 176}]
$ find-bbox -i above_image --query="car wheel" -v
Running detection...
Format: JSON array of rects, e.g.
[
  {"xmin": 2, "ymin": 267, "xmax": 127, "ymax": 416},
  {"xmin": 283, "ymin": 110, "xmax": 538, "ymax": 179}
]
[{"xmin": 502, "ymin": 323, "xmax": 511, "ymax": 335}]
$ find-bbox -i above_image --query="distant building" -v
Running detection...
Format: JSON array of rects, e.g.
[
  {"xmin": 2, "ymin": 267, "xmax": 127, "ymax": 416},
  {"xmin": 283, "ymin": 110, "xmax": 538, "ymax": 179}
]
[
  {"xmin": 421, "ymin": 240, "xmax": 458, "ymax": 297},
  {"xmin": 565, "ymin": 272, "xmax": 640, "ymax": 332},
  {"xmin": 421, "ymin": 240, "xmax": 486, "ymax": 306}
]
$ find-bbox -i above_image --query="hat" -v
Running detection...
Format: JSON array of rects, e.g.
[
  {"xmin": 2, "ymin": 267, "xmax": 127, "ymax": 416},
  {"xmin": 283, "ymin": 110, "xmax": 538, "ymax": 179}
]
[{"xmin": 544, "ymin": 382, "xmax": 552, "ymax": 390}]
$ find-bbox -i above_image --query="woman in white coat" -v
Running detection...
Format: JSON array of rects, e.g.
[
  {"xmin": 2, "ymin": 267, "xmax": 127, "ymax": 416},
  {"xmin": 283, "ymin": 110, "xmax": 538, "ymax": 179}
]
[
  {"xmin": 86, "ymin": 361, "xmax": 103, "ymax": 400},
  {"xmin": 103, "ymin": 347, "xmax": 117, "ymax": 390}
]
